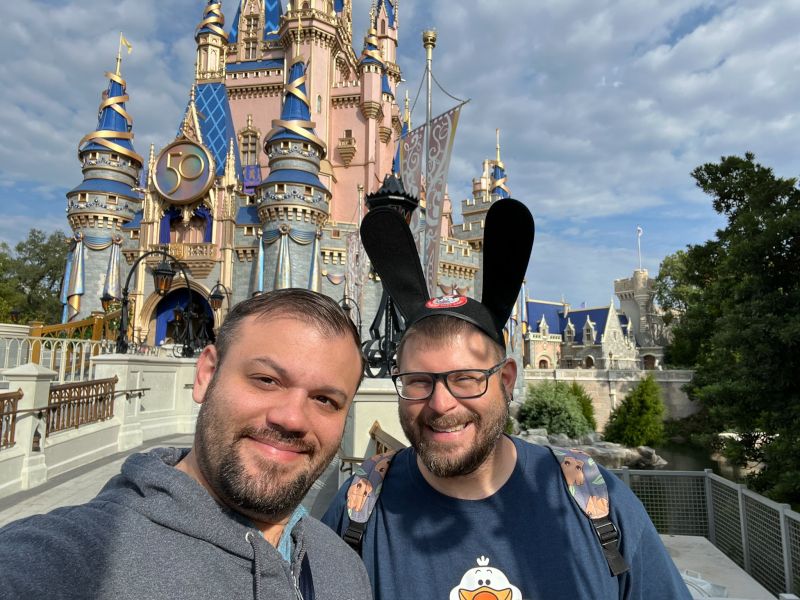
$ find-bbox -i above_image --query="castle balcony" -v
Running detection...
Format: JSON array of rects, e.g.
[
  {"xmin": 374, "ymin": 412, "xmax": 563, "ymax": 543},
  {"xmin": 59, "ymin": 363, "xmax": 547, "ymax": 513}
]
[
  {"xmin": 337, "ymin": 136, "xmax": 357, "ymax": 167},
  {"xmin": 122, "ymin": 243, "xmax": 218, "ymax": 279}
]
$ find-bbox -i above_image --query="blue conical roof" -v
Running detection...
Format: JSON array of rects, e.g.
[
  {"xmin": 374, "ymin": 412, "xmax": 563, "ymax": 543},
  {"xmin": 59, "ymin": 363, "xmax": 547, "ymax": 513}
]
[
  {"xmin": 78, "ymin": 70, "xmax": 142, "ymax": 165},
  {"xmin": 491, "ymin": 163, "xmax": 510, "ymax": 198},
  {"xmin": 267, "ymin": 58, "xmax": 324, "ymax": 150}
]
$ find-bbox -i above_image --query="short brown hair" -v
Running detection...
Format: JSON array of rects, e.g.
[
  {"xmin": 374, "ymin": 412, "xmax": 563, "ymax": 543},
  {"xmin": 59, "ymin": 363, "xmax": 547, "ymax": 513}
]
[
  {"xmin": 215, "ymin": 289, "xmax": 365, "ymax": 379},
  {"xmin": 396, "ymin": 315, "xmax": 506, "ymax": 368}
]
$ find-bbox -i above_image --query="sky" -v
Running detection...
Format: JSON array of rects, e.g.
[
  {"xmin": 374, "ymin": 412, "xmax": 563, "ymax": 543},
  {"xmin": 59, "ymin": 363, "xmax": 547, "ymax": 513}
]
[{"xmin": 3, "ymin": 0, "xmax": 799, "ymax": 307}]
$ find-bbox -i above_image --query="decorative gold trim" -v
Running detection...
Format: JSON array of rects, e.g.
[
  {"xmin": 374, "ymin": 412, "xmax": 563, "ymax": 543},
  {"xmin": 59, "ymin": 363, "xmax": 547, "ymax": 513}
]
[{"xmin": 197, "ymin": 2, "xmax": 229, "ymax": 42}]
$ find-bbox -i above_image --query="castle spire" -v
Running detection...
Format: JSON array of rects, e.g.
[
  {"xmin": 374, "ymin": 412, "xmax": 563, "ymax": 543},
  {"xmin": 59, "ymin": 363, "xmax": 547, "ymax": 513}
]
[
  {"xmin": 265, "ymin": 57, "xmax": 326, "ymax": 154},
  {"xmin": 196, "ymin": 0, "xmax": 228, "ymax": 41},
  {"xmin": 78, "ymin": 57, "xmax": 143, "ymax": 166},
  {"xmin": 490, "ymin": 128, "xmax": 510, "ymax": 199}
]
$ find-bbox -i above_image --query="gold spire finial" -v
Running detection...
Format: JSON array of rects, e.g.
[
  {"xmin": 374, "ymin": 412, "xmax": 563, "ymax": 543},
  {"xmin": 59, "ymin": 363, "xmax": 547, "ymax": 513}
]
[
  {"xmin": 403, "ymin": 89, "xmax": 410, "ymax": 125},
  {"xmin": 496, "ymin": 128, "xmax": 501, "ymax": 163}
]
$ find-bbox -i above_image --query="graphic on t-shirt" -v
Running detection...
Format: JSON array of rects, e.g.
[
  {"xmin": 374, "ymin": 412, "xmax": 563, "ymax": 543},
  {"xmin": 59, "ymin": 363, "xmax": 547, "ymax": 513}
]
[{"xmin": 449, "ymin": 556, "xmax": 522, "ymax": 600}]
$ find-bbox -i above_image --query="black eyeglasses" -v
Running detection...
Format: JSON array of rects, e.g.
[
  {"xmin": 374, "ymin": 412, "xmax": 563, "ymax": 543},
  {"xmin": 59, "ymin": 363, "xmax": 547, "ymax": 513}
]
[{"xmin": 391, "ymin": 359, "xmax": 507, "ymax": 401}]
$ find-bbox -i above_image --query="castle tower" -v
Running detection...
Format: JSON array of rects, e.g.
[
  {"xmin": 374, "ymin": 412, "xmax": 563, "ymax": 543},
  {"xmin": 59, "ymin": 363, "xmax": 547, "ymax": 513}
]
[
  {"xmin": 63, "ymin": 50, "xmax": 143, "ymax": 322},
  {"xmin": 257, "ymin": 55, "xmax": 330, "ymax": 291},
  {"xmin": 614, "ymin": 268, "xmax": 665, "ymax": 368},
  {"xmin": 196, "ymin": 0, "xmax": 228, "ymax": 82}
]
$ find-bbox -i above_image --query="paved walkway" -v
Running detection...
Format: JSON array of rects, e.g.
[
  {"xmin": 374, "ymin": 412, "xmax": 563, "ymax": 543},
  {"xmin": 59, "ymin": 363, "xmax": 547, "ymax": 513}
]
[{"xmin": 0, "ymin": 434, "xmax": 193, "ymax": 527}]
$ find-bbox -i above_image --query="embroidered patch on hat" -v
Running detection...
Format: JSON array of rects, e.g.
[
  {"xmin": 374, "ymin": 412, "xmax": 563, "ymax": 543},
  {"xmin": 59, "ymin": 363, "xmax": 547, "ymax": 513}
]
[{"xmin": 425, "ymin": 295, "xmax": 468, "ymax": 309}]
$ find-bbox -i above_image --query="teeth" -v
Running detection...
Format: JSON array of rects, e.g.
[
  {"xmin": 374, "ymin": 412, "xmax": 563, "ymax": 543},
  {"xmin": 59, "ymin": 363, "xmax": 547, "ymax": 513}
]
[{"xmin": 431, "ymin": 424, "xmax": 466, "ymax": 433}]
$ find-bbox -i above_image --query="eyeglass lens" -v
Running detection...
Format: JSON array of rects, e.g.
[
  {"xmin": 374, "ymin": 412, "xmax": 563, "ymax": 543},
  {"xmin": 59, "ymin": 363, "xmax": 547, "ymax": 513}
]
[{"xmin": 396, "ymin": 370, "xmax": 488, "ymax": 400}]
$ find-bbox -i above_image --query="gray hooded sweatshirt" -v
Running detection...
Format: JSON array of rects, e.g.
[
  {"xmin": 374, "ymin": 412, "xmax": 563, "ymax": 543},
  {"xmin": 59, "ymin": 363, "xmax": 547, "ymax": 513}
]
[{"xmin": 0, "ymin": 447, "xmax": 372, "ymax": 600}]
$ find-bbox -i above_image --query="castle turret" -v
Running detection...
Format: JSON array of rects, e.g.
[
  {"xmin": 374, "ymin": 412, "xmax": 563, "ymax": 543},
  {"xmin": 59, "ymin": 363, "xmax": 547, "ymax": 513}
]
[
  {"xmin": 196, "ymin": 0, "xmax": 228, "ymax": 82},
  {"xmin": 257, "ymin": 56, "xmax": 330, "ymax": 292},
  {"xmin": 63, "ymin": 49, "xmax": 143, "ymax": 322}
]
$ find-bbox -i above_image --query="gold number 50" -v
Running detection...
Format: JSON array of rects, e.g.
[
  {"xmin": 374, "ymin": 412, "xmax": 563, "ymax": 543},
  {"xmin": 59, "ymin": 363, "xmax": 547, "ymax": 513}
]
[{"xmin": 164, "ymin": 151, "xmax": 205, "ymax": 195}]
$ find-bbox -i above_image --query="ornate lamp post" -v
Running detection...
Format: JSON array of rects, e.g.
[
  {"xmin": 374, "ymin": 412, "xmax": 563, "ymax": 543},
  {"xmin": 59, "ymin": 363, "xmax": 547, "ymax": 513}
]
[
  {"xmin": 208, "ymin": 281, "xmax": 231, "ymax": 311},
  {"xmin": 115, "ymin": 250, "xmax": 191, "ymax": 355},
  {"xmin": 9, "ymin": 308, "xmax": 20, "ymax": 324}
]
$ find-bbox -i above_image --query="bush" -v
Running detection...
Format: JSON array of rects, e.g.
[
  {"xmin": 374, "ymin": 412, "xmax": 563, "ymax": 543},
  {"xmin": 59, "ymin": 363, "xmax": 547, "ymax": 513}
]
[
  {"xmin": 568, "ymin": 381, "xmax": 597, "ymax": 431},
  {"xmin": 603, "ymin": 375, "xmax": 665, "ymax": 447},
  {"xmin": 518, "ymin": 381, "xmax": 591, "ymax": 438}
]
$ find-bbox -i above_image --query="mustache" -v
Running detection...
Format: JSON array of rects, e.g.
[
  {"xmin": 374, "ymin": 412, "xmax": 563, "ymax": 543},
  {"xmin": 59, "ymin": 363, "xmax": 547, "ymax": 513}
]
[{"xmin": 238, "ymin": 425, "xmax": 315, "ymax": 453}]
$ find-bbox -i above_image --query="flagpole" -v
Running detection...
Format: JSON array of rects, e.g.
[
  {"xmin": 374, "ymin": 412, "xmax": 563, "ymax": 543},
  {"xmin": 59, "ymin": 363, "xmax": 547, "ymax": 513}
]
[
  {"xmin": 422, "ymin": 30, "xmax": 436, "ymax": 292},
  {"xmin": 636, "ymin": 226, "xmax": 643, "ymax": 270},
  {"xmin": 116, "ymin": 32, "xmax": 124, "ymax": 76}
]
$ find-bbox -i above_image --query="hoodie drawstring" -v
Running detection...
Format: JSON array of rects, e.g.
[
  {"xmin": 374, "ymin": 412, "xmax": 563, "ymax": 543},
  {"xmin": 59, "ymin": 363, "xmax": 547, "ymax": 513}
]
[{"xmin": 246, "ymin": 531, "xmax": 263, "ymax": 600}]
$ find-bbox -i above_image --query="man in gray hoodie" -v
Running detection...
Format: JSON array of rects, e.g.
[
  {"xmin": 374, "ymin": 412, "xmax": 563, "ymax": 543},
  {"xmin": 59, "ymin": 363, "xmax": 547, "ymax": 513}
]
[{"xmin": 0, "ymin": 289, "xmax": 372, "ymax": 600}]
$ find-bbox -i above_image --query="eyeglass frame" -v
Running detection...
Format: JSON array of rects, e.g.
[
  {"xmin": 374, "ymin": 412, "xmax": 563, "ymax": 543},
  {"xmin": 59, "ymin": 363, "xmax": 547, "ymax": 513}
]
[{"xmin": 390, "ymin": 359, "xmax": 508, "ymax": 401}]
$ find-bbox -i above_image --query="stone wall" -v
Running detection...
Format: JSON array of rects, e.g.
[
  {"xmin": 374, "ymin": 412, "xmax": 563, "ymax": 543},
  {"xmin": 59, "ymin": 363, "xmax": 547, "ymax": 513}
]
[{"xmin": 522, "ymin": 368, "xmax": 696, "ymax": 430}]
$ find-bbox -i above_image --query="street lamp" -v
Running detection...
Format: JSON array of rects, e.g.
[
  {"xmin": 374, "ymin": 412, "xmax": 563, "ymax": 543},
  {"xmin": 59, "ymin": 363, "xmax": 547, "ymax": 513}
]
[
  {"xmin": 9, "ymin": 308, "xmax": 20, "ymax": 324},
  {"xmin": 115, "ymin": 249, "xmax": 190, "ymax": 354},
  {"xmin": 208, "ymin": 281, "xmax": 231, "ymax": 311}
]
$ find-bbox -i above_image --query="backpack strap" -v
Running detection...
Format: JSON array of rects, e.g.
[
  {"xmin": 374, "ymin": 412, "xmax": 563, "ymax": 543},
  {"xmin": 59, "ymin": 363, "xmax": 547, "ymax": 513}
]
[
  {"xmin": 548, "ymin": 446, "xmax": 631, "ymax": 577},
  {"xmin": 342, "ymin": 450, "xmax": 397, "ymax": 554}
]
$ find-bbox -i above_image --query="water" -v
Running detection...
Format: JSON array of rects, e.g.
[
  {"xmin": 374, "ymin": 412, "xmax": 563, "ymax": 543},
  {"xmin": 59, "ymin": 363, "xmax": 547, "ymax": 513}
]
[{"xmin": 653, "ymin": 443, "xmax": 745, "ymax": 483}]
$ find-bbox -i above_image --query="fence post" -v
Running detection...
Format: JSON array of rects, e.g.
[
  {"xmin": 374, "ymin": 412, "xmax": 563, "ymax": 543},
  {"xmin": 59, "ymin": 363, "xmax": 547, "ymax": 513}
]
[
  {"xmin": 737, "ymin": 483, "xmax": 751, "ymax": 573},
  {"xmin": 28, "ymin": 321, "xmax": 44, "ymax": 364},
  {"xmin": 704, "ymin": 469, "xmax": 716, "ymax": 545},
  {"xmin": 3, "ymin": 362, "xmax": 57, "ymax": 490},
  {"xmin": 779, "ymin": 504, "xmax": 794, "ymax": 594},
  {"xmin": 620, "ymin": 466, "xmax": 631, "ymax": 487}
]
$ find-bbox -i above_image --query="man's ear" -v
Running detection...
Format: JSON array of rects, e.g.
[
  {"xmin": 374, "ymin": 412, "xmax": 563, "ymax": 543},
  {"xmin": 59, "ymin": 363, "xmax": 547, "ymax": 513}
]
[
  {"xmin": 192, "ymin": 344, "xmax": 219, "ymax": 405},
  {"xmin": 501, "ymin": 357, "xmax": 518, "ymax": 397}
]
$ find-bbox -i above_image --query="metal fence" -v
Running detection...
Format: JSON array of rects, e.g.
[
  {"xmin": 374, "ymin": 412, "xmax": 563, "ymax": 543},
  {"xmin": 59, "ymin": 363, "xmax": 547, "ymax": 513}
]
[
  {"xmin": 0, "ymin": 388, "xmax": 22, "ymax": 450},
  {"xmin": 612, "ymin": 467, "xmax": 799, "ymax": 596},
  {"xmin": 46, "ymin": 376, "xmax": 118, "ymax": 436}
]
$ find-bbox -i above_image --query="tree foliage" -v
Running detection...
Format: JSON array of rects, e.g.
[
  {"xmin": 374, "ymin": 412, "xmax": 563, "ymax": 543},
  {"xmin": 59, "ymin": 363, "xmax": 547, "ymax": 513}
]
[
  {"xmin": 568, "ymin": 381, "xmax": 597, "ymax": 431},
  {"xmin": 657, "ymin": 153, "xmax": 800, "ymax": 504},
  {"xmin": 603, "ymin": 375, "xmax": 665, "ymax": 447},
  {"xmin": 0, "ymin": 229, "xmax": 69, "ymax": 325},
  {"xmin": 518, "ymin": 381, "xmax": 592, "ymax": 438}
]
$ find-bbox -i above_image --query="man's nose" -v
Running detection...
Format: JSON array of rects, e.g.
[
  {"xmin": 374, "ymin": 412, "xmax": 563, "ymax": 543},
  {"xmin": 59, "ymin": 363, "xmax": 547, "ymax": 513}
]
[
  {"xmin": 266, "ymin": 387, "xmax": 311, "ymax": 433},
  {"xmin": 426, "ymin": 376, "xmax": 459, "ymax": 414}
]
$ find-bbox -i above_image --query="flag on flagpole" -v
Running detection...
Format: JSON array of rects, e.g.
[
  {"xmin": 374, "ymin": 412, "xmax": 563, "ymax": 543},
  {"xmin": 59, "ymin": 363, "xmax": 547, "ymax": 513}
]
[
  {"xmin": 636, "ymin": 225, "xmax": 643, "ymax": 238},
  {"xmin": 120, "ymin": 33, "xmax": 133, "ymax": 54}
]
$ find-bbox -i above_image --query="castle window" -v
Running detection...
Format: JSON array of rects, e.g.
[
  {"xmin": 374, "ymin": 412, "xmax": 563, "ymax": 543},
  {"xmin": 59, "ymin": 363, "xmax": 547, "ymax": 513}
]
[
  {"xmin": 344, "ymin": 129, "xmax": 352, "ymax": 138},
  {"xmin": 462, "ymin": 247, "xmax": 470, "ymax": 257},
  {"xmin": 381, "ymin": 21, "xmax": 386, "ymax": 35},
  {"xmin": 277, "ymin": 184, "xmax": 285, "ymax": 193},
  {"xmin": 89, "ymin": 152, "xmax": 98, "ymax": 160},
  {"xmin": 331, "ymin": 229, "xmax": 341, "ymax": 239},
  {"xmin": 107, "ymin": 195, "xmax": 117, "ymax": 205},
  {"xmin": 281, "ymin": 141, "xmax": 290, "ymax": 150},
  {"xmin": 244, "ymin": 226, "xmax": 255, "ymax": 236},
  {"xmin": 78, "ymin": 193, "xmax": 87, "ymax": 203},
  {"xmin": 247, "ymin": 196, "xmax": 256, "ymax": 205},
  {"xmin": 110, "ymin": 153, "xmax": 119, "ymax": 161},
  {"xmin": 317, "ymin": 95, "xmax": 322, "ymax": 113},
  {"xmin": 245, "ymin": 40, "xmax": 258, "ymax": 60},
  {"xmin": 538, "ymin": 359, "xmax": 549, "ymax": 369},
  {"xmin": 130, "ymin": 230, "xmax": 139, "ymax": 240},
  {"xmin": 241, "ymin": 131, "xmax": 259, "ymax": 166},
  {"xmin": 304, "ymin": 186, "xmax": 312, "ymax": 196}
]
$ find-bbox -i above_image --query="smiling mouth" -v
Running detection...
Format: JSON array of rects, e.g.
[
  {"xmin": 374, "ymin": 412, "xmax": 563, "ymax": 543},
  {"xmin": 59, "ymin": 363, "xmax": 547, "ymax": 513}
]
[{"xmin": 429, "ymin": 423, "xmax": 468, "ymax": 433}]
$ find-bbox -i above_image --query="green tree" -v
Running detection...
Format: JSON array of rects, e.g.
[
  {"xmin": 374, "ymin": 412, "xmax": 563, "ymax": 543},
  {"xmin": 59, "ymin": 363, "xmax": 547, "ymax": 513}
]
[
  {"xmin": 658, "ymin": 153, "xmax": 800, "ymax": 504},
  {"xmin": 518, "ymin": 380, "xmax": 591, "ymax": 438},
  {"xmin": 568, "ymin": 381, "xmax": 597, "ymax": 431},
  {"xmin": 603, "ymin": 375, "xmax": 665, "ymax": 447},
  {"xmin": 0, "ymin": 229, "xmax": 69, "ymax": 324}
]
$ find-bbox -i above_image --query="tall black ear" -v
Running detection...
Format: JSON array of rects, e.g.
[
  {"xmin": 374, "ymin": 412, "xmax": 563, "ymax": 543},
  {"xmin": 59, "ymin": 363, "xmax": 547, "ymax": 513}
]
[
  {"xmin": 481, "ymin": 199, "xmax": 535, "ymax": 335},
  {"xmin": 360, "ymin": 207, "xmax": 428, "ymax": 322}
]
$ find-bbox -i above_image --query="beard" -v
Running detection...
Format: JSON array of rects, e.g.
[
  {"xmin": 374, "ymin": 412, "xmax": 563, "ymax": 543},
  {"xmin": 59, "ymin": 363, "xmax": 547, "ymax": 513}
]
[
  {"xmin": 193, "ymin": 375, "xmax": 339, "ymax": 522},
  {"xmin": 400, "ymin": 381, "xmax": 510, "ymax": 478}
]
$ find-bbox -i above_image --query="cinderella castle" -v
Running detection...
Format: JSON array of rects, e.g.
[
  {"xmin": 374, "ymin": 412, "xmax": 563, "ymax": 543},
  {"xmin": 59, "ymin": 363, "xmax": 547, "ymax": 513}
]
[{"xmin": 60, "ymin": 0, "xmax": 665, "ymax": 370}]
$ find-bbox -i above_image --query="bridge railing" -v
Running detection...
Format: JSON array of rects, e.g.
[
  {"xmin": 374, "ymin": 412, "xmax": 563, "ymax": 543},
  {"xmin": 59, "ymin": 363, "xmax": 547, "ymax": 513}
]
[
  {"xmin": 0, "ymin": 388, "xmax": 23, "ymax": 450},
  {"xmin": 46, "ymin": 377, "xmax": 117, "ymax": 436},
  {"xmin": 611, "ymin": 467, "xmax": 800, "ymax": 597}
]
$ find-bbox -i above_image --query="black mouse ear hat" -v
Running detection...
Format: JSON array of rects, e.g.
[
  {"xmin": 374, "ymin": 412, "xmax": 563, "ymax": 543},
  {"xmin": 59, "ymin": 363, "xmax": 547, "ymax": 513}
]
[{"xmin": 360, "ymin": 198, "xmax": 534, "ymax": 347}]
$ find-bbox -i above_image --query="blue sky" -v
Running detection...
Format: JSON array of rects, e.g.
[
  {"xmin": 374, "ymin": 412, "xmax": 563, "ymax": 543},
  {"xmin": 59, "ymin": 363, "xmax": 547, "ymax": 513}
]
[{"xmin": 3, "ymin": 0, "xmax": 798, "ymax": 306}]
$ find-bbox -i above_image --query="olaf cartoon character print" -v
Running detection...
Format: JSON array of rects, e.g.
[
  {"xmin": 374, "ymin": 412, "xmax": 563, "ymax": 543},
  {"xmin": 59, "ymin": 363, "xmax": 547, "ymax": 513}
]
[{"xmin": 449, "ymin": 557, "xmax": 522, "ymax": 600}]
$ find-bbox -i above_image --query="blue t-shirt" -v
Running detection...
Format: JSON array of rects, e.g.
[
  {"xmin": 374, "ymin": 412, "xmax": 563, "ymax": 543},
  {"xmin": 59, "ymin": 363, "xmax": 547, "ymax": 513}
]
[{"xmin": 322, "ymin": 437, "xmax": 691, "ymax": 600}]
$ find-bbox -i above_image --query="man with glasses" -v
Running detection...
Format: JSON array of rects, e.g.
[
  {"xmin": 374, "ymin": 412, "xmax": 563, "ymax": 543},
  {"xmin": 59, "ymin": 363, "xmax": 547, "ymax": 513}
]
[{"xmin": 323, "ymin": 200, "xmax": 691, "ymax": 599}]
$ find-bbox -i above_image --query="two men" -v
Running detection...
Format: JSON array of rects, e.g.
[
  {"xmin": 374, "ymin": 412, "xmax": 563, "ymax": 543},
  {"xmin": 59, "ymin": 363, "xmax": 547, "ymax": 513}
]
[
  {"xmin": 323, "ymin": 199, "xmax": 691, "ymax": 599},
  {"xmin": 0, "ymin": 290, "xmax": 372, "ymax": 600}
]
